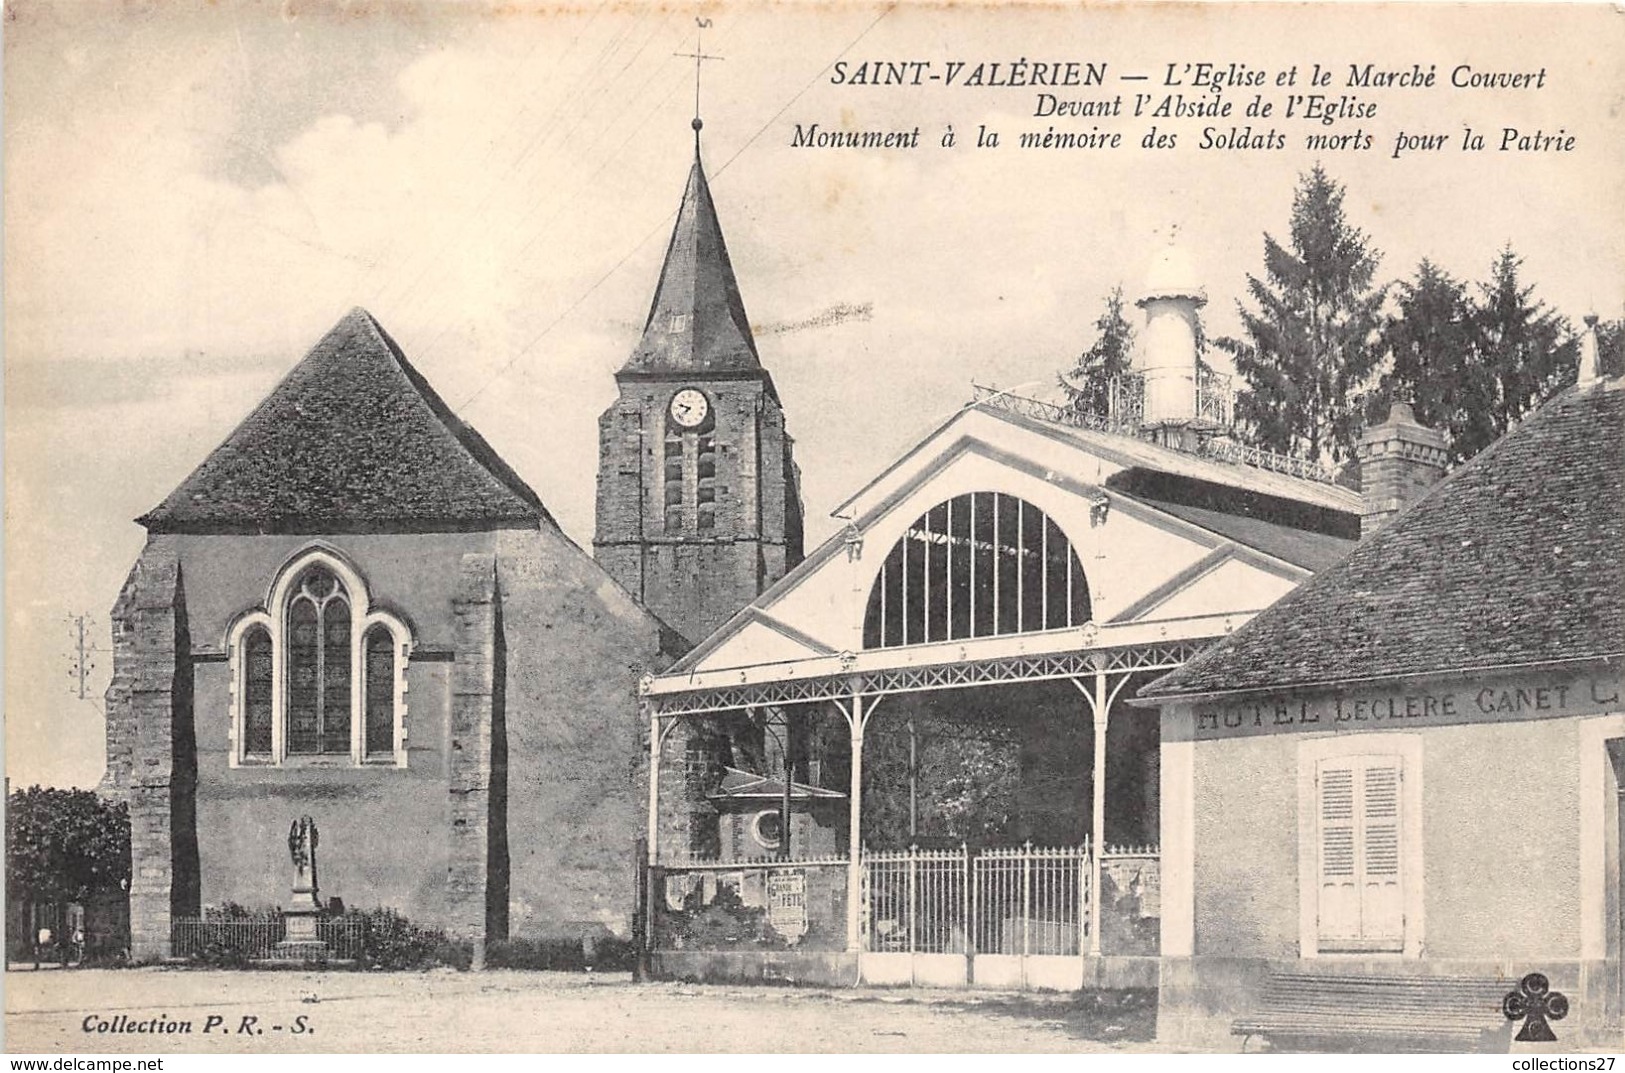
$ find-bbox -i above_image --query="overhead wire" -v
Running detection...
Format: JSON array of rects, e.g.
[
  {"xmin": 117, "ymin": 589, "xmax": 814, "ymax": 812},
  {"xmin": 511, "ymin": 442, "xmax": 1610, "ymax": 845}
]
[
  {"xmin": 450, "ymin": 3, "xmax": 897, "ymax": 414},
  {"xmin": 356, "ymin": 5, "xmax": 606, "ymax": 310},
  {"xmin": 409, "ymin": 14, "xmax": 698, "ymax": 364},
  {"xmin": 384, "ymin": 10, "xmax": 679, "ymax": 342},
  {"xmin": 371, "ymin": 9, "xmax": 663, "ymax": 325}
]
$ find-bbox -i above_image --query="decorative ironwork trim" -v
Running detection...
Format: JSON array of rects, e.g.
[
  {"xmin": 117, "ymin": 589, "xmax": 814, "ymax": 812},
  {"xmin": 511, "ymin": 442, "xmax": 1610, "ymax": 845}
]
[{"xmin": 648, "ymin": 640, "xmax": 1207, "ymax": 716}]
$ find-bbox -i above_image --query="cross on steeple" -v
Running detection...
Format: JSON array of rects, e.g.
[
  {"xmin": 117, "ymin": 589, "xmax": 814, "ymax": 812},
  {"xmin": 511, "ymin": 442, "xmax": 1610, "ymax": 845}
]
[{"xmin": 675, "ymin": 17, "xmax": 723, "ymax": 147}]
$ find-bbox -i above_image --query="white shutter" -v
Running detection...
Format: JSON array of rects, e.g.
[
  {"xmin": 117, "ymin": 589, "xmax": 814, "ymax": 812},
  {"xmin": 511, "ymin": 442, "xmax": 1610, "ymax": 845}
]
[
  {"xmin": 1316, "ymin": 761, "xmax": 1361, "ymax": 947},
  {"xmin": 1317, "ymin": 754, "xmax": 1405, "ymax": 952},
  {"xmin": 1360, "ymin": 761, "xmax": 1405, "ymax": 949}
]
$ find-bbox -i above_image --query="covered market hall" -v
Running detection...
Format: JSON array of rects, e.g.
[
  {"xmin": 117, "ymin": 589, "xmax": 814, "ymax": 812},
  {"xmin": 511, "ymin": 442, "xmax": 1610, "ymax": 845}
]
[{"xmin": 635, "ymin": 260, "xmax": 1374, "ymax": 987}]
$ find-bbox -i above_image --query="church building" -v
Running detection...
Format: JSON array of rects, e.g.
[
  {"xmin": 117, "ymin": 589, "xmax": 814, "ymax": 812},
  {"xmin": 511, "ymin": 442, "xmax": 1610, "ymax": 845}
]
[
  {"xmin": 103, "ymin": 308, "xmax": 682, "ymax": 962},
  {"xmin": 102, "ymin": 116, "xmax": 806, "ymax": 965}
]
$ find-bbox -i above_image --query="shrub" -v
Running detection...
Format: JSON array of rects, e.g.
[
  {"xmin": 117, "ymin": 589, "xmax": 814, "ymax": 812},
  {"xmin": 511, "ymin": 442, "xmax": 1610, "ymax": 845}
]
[{"xmin": 341, "ymin": 907, "xmax": 464, "ymax": 971}]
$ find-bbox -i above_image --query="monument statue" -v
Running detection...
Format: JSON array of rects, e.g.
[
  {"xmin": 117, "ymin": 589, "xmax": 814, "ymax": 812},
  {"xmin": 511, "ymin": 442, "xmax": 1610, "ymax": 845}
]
[
  {"xmin": 287, "ymin": 815, "xmax": 320, "ymax": 904},
  {"xmin": 279, "ymin": 815, "xmax": 326, "ymax": 956}
]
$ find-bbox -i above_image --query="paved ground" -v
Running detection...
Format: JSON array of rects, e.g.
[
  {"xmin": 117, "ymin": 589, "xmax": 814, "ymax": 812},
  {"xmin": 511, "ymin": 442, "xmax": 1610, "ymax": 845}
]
[{"xmin": 5, "ymin": 968, "xmax": 1171, "ymax": 1053}]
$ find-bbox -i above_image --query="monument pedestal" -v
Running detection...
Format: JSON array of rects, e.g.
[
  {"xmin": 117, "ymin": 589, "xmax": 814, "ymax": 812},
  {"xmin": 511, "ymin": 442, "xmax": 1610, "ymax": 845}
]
[{"xmin": 274, "ymin": 887, "xmax": 330, "ymax": 961}]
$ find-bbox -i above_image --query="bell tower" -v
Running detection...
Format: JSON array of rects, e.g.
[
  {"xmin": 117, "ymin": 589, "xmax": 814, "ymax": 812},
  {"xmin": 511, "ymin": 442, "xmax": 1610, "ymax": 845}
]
[{"xmin": 594, "ymin": 118, "xmax": 803, "ymax": 646}]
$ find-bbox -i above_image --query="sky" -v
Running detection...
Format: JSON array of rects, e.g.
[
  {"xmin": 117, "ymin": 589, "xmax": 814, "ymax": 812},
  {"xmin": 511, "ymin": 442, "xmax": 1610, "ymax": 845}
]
[{"xmin": 6, "ymin": 1, "xmax": 1623, "ymax": 789}]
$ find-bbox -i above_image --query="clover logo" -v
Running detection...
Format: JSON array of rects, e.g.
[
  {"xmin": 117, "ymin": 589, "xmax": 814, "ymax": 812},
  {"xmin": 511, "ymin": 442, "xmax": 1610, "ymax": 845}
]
[{"xmin": 1502, "ymin": 972, "xmax": 1568, "ymax": 1042}]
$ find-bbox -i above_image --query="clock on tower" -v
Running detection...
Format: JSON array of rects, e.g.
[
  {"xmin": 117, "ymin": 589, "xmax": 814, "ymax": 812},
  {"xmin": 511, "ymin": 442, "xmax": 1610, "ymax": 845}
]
[
  {"xmin": 593, "ymin": 132, "xmax": 803, "ymax": 647},
  {"xmin": 668, "ymin": 388, "xmax": 710, "ymax": 430}
]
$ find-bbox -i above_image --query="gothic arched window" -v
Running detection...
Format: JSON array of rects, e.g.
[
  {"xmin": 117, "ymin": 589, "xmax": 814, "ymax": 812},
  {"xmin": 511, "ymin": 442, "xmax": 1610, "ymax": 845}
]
[
  {"xmin": 861, "ymin": 491, "xmax": 1091, "ymax": 649},
  {"xmin": 242, "ymin": 626, "xmax": 274, "ymax": 757},
  {"xmin": 228, "ymin": 548, "xmax": 411, "ymax": 768},
  {"xmin": 363, "ymin": 626, "xmax": 396, "ymax": 758},
  {"xmin": 286, "ymin": 567, "xmax": 351, "ymax": 755}
]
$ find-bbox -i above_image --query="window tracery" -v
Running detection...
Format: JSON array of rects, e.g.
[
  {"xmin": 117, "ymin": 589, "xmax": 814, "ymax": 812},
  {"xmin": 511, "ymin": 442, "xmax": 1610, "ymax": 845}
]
[{"xmin": 228, "ymin": 548, "xmax": 410, "ymax": 767}]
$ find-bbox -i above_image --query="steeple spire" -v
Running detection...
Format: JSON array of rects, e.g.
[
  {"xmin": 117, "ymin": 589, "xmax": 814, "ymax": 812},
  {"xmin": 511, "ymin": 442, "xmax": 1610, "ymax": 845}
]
[{"xmin": 617, "ymin": 52, "xmax": 762, "ymax": 380}]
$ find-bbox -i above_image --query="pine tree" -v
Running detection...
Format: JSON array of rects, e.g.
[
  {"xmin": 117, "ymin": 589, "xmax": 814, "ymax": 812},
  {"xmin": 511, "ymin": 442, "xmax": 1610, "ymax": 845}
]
[
  {"xmin": 1062, "ymin": 286, "xmax": 1135, "ymax": 420},
  {"xmin": 1218, "ymin": 165, "xmax": 1386, "ymax": 464},
  {"xmin": 1466, "ymin": 245, "xmax": 1577, "ymax": 456},
  {"xmin": 1597, "ymin": 314, "xmax": 1625, "ymax": 378},
  {"xmin": 1378, "ymin": 259, "xmax": 1496, "ymax": 464}
]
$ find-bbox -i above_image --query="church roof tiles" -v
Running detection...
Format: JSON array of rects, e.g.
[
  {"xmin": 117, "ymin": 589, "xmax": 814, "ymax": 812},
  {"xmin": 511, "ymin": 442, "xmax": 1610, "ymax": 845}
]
[
  {"xmin": 1141, "ymin": 377, "xmax": 1625, "ymax": 699},
  {"xmin": 618, "ymin": 146, "xmax": 765, "ymax": 380},
  {"xmin": 139, "ymin": 308, "xmax": 549, "ymax": 533}
]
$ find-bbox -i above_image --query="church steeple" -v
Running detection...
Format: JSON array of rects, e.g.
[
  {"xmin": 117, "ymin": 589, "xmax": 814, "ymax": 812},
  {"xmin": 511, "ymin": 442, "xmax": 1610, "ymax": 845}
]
[
  {"xmin": 619, "ymin": 132, "xmax": 763, "ymax": 380},
  {"xmin": 594, "ymin": 94, "xmax": 803, "ymax": 648}
]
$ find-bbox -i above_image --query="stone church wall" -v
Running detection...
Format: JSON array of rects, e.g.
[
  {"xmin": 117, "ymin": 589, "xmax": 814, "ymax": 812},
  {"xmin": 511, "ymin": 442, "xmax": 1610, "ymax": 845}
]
[
  {"xmin": 182, "ymin": 531, "xmax": 492, "ymax": 924},
  {"xmin": 494, "ymin": 526, "xmax": 672, "ymax": 939},
  {"xmin": 110, "ymin": 523, "xmax": 676, "ymax": 952}
]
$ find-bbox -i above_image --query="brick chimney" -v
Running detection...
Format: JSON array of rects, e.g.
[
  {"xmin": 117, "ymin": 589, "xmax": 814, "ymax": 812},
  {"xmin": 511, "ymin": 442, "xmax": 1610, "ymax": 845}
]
[{"xmin": 1356, "ymin": 401, "xmax": 1448, "ymax": 538}]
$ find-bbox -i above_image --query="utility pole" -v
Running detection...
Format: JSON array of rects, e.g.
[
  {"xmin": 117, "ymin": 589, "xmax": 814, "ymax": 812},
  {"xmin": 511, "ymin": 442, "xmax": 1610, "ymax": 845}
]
[
  {"xmin": 66, "ymin": 613, "xmax": 100, "ymax": 701},
  {"xmin": 908, "ymin": 716, "xmax": 918, "ymax": 840}
]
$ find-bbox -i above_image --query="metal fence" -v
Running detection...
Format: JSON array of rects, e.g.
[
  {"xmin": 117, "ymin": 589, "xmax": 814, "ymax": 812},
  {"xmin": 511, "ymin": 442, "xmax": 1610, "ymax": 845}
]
[
  {"xmin": 971, "ymin": 382, "xmax": 1337, "ymax": 485},
  {"xmin": 171, "ymin": 916, "xmax": 364, "ymax": 961},
  {"xmin": 972, "ymin": 843, "xmax": 1086, "ymax": 956},
  {"xmin": 1196, "ymin": 362, "xmax": 1235, "ymax": 427},
  {"xmin": 864, "ymin": 846, "xmax": 968, "ymax": 953},
  {"xmin": 862, "ymin": 843, "xmax": 1158, "ymax": 957}
]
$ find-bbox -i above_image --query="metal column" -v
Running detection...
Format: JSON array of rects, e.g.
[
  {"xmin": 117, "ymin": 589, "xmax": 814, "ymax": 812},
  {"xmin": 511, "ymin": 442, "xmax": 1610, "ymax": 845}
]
[
  {"xmin": 845, "ymin": 692, "xmax": 867, "ymax": 953},
  {"xmin": 1089, "ymin": 669, "xmax": 1108, "ymax": 957},
  {"xmin": 646, "ymin": 703, "xmax": 661, "ymax": 866}
]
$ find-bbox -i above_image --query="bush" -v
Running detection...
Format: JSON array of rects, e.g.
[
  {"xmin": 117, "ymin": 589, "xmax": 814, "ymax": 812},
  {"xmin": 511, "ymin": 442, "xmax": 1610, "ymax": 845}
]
[
  {"xmin": 341, "ymin": 907, "xmax": 465, "ymax": 971},
  {"xmin": 7, "ymin": 787, "xmax": 130, "ymax": 905}
]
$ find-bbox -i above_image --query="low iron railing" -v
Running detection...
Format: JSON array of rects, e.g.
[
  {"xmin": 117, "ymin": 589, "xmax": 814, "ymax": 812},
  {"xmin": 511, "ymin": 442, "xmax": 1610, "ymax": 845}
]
[
  {"xmin": 170, "ymin": 915, "xmax": 363, "ymax": 961},
  {"xmin": 1194, "ymin": 437, "xmax": 1336, "ymax": 483},
  {"xmin": 972, "ymin": 384, "xmax": 1336, "ymax": 485}
]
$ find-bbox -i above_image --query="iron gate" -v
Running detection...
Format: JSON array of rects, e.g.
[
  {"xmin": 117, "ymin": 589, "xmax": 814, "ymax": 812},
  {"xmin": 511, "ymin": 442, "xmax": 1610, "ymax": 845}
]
[{"xmin": 862, "ymin": 843, "xmax": 1091, "ymax": 958}]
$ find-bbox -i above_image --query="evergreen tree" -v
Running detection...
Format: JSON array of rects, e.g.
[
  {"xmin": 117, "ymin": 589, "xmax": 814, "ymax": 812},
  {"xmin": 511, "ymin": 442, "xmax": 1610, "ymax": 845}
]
[
  {"xmin": 1466, "ymin": 245, "xmax": 1576, "ymax": 456},
  {"xmin": 1596, "ymin": 314, "xmax": 1625, "ymax": 378},
  {"xmin": 1378, "ymin": 259, "xmax": 1496, "ymax": 464},
  {"xmin": 1218, "ymin": 165, "xmax": 1386, "ymax": 464},
  {"xmin": 1062, "ymin": 286, "xmax": 1135, "ymax": 419}
]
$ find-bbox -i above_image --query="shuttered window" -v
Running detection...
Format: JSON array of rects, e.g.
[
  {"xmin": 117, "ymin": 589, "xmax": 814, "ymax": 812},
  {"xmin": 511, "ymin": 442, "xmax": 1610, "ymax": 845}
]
[{"xmin": 1316, "ymin": 754, "xmax": 1405, "ymax": 952}]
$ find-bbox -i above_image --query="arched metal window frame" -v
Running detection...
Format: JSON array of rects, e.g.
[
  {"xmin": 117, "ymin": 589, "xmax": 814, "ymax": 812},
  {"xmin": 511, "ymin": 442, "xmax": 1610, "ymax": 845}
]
[
  {"xmin": 226, "ymin": 545, "xmax": 412, "ymax": 769},
  {"xmin": 860, "ymin": 491, "xmax": 1092, "ymax": 650}
]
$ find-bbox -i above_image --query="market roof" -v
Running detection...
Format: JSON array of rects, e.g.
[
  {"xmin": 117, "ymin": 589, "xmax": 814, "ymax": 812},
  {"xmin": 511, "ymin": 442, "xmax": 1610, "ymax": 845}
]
[
  {"xmin": 1141, "ymin": 376, "xmax": 1625, "ymax": 699},
  {"xmin": 618, "ymin": 144, "xmax": 765, "ymax": 381},
  {"xmin": 837, "ymin": 389, "xmax": 1362, "ymax": 523},
  {"xmin": 139, "ymin": 308, "xmax": 549, "ymax": 533},
  {"xmin": 1121, "ymin": 495, "xmax": 1355, "ymax": 572}
]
